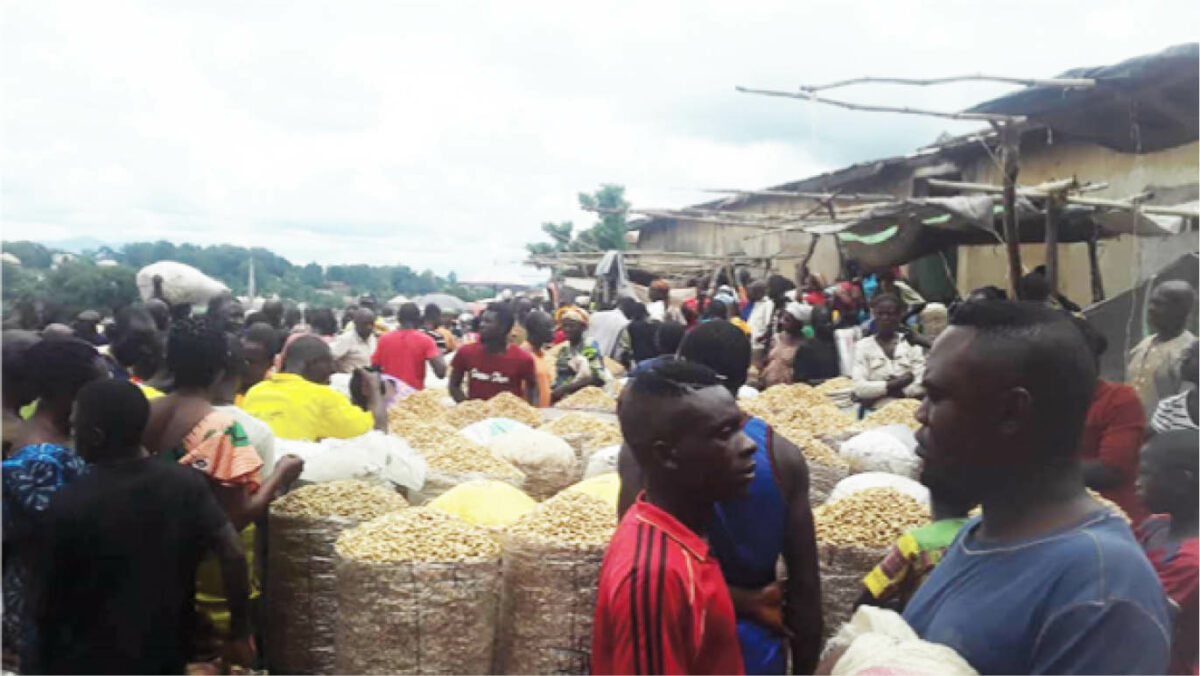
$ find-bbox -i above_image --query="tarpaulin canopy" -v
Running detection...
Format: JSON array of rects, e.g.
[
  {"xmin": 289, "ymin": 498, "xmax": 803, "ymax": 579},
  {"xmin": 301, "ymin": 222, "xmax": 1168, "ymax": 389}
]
[
  {"xmin": 816, "ymin": 195, "xmax": 1183, "ymax": 269},
  {"xmin": 967, "ymin": 43, "xmax": 1199, "ymax": 153}
]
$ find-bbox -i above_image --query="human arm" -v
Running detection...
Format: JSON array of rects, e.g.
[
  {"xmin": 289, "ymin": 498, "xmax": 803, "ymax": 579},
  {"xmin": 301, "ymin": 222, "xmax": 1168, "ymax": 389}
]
[
  {"xmin": 851, "ymin": 340, "xmax": 889, "ymax": 401},
  {"xmin": 1084, "ymin": 387, "xmax": 1145, "ymax": 491},
  {"xmin": 448, "ymin": 349, "xmax": 468, "ymax": 402},
  {"xmin": 318, "ymin": 373, "xmax": 381, "ymax": 438},
  {"xmin": 428, "ymin": 354, "xmax": 447, "ymax": 380},
  {"xmin": 775, "ymin": 433, "xmax": 823, "ymax": 674},
  {"xmin": 1031, "ymin": 600, "xmax": 1170, "ymax": 674},
  {"xmin": 213, "ymin": 455, "xmax": 305, "ymax": 531},
  {"xmin": 899, "ymin": 340, "xmax": 926, "ymax": 398},
  {"xmin": 212, "ymin": 522, "xmax": 254, "ymax": 658}
]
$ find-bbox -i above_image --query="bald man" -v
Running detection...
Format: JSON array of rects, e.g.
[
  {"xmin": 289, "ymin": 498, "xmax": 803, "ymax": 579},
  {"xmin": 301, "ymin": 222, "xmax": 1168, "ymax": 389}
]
[
  {"xmin": 1128, "ymin": 280, "xmax": 1197, "ymax": 417},
  {"xmin": 242, "ymin": 336, "xmax": 386, "ymax": 440}
]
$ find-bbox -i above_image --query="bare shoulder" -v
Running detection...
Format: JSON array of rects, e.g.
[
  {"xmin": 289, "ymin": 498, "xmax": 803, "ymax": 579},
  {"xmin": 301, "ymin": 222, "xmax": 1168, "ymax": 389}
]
[{"xmin": 766, "ymin": 427, "xmax": 809, "ymax": 500}]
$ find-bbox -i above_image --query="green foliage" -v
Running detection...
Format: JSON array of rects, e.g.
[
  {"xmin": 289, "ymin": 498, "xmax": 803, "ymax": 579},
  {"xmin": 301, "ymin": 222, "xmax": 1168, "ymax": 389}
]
[
  {"xmin": 525, "ymin": 184, "xmax": 630, "ymax": 255},
  {"xmin": 1, "ymin": 241, "xmax": 53, "ymax": 268},
  {"xmin": 1, "ymin": 239, "xmax": 491, "ymax": 315}
]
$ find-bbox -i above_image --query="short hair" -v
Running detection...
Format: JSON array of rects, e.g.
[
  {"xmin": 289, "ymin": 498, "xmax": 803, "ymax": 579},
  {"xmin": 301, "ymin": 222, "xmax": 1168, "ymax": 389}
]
[
  {"xmin": 1017, "ymin": 272, "xmax": 1051, "ymax": 302},
  {"xmin": 1145, "ymin": 429, "xmax": 1199, "ymax": 474},
  {"xmin": 283, "ymin": 335, "xmax": 331, "ymax": 372},
  {"xmin": 424, "ymin": 303, "xmax": 442, "ymax": 321},
  {"xmin": 244, "ymin": 322, "xmax": 281, "ymax": 356},
  {"xmin": 655, "ymin": 321, "xmax": 686, "ymax": 355},
  {"xmin": 3, "ymin": 330, "xmax": 42, "ymax": 408},
  {"xmin": 704, "ymin": 299, "xmax": 729, "ymax": 320},
  {"xmin": 620, "ymin": 359, "xmax": 722, "ymax": 446},
  {"xmin": 308, "ymin": 307, "xmax": 338, "ymax": 336},
  {"xmin": 486, "ymin": 302, "xmax": 516, "ymax": 333},
  {"xmin": 398, "ymin": 303, "xmax": 422, "ymax": 324},
  {"xmin": 949, "ymin": 301, "xmax": 1096, "ymax": 457},
  {"xmin": 966, "ymin": 285, "xmax": 1008, "ymax": 302},
  {"xmin": 75, "ymin": 379, "xmax": 149, "ymax": 452},
  {"xmin": 766, "ymin": 274, "xmax": 795, "ymax": 300},
  {"xmin": 243, "ymin": 311, "xmax": 267, "ymax": 327},
  {"xmin": 618, "ymin": 297, "xmax": 645, "ymax": 320},
  {"xmin": 25, "ymin": 337, "xmax": 102, "ymax": 401},
  {"xmin": 870, "ymin": 292, "xmax": 903, "ymax": 311},
  {"xmin": 167, "ymin": 317, "xmax": 229, "ymax": 389},
  {"xmin": 679, "ymin": 320, "xmax": 751, "ymax": 394}
]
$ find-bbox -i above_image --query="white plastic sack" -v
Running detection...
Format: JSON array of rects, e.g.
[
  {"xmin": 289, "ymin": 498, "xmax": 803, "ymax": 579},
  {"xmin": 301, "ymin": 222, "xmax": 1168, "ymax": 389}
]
[
  {"xmin": 737, "ymin": 386, "xmax": 760, "ymax": 401},
  {"xmin": 828, "ymin": 606, "xmax": 977, "ymax": 675},
  {"xmin": 277, "ymin": 431, "xmax": 426, "ymax": 493},
  {"xmin": 827, "ymin": 472, "xmax": 929, "ymax": 508},
  {"xmin": 487, "ymin": 429, "xmax": 575, "ymax": 470},
  {"xmin": 459, "ymin": 418, "xmax": 532, "ymax": 446},
  {"xmin": 329, "ymin": 373, "xmax": 354, "ymax": 401},
  {"xmin": 136, "ymin": 261, "xmax": 229, "ymax": 306},
  {"xmin": 584, "ymin": 445, "xmax": 621, "ymax": 479},
  {"xmin": 839, "ymin": 427, "xmax": 920, "ymax": 478}
]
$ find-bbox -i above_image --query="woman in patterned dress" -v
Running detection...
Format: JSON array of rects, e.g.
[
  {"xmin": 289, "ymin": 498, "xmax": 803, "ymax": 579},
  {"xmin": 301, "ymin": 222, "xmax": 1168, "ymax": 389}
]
[{"xmin": 3, "ymin": 337, "xmax": 108, "ymax": 668}]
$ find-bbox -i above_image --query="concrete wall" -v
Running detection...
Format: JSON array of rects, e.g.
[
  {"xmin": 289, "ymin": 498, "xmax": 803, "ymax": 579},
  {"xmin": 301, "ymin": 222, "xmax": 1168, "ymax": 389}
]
[{"xmin": 956, "ymin": 140, "xmax": 1199, "ymax": 301}]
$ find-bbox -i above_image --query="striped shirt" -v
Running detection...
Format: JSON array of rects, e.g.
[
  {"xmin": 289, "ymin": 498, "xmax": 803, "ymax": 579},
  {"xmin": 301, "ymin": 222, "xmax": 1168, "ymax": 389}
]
[
  {"xmin": 1150, "ymin": 391, "xmax": 1198, "ymax": 433},
  {"xmin": 592, "ymin": 496, "xmax": 744, "ymax": 675}
]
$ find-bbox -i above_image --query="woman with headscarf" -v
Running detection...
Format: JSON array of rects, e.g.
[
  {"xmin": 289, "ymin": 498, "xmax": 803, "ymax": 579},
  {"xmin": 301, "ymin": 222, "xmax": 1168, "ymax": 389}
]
[
  {"xmin": 761, "ymin": 301, "xmax": 810, "ymax": 387},
  {"xmin": 552, "ymin": 308, "xmax": 611, "ymax": 403}
]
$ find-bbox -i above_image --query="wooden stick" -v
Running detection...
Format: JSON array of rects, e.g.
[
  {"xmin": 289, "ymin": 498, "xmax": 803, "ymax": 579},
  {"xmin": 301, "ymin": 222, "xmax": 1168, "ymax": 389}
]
[
  {"xmin": 735, "ymin": 85, "xmax": 1027, "ymax": 123},
  {"xmin": 799, "ymin": 74, "xmax": 1096, "ymax": 92},
  {"xmin": 1045, "ymin": 194, "xmax": 1062, "ymax": 294},
  {"xmin": 702, "ymin": 188, "xmax": 898, "ymax": 202},
  {"xmin": 1086, "ymin": 233, "xmax": 1106, "ymax": 303},
  {"xmin": 925, "ymin": 179, "xmax": 1197, "ymax": 217},
  {"xmin": 997, "ymin": 123, "xmax": 1024, "ymax": 298}
]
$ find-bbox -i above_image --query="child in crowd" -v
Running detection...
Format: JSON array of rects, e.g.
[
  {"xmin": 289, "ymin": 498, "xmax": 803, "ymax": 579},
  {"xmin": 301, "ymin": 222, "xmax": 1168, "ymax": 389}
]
[{"xmin": 1136, "ymin": 430, "xmax": 1198, "ymax": 675}]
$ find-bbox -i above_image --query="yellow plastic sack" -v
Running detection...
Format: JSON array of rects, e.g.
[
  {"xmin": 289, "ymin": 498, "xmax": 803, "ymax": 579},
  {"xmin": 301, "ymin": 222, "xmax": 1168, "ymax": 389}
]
[
  {"xmin": 428, "ymin": 480, "xmax": 537, "ymax": 527},
  {"xmin": 564, "ymin": 472, "xmax": 621, "ymax": 510}
]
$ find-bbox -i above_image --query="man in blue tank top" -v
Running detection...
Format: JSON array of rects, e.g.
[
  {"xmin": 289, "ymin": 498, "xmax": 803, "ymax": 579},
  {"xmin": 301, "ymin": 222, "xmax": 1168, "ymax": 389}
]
[{"xmin": 619, "ymin": 320, "xmax": 822, "ymax": 674}]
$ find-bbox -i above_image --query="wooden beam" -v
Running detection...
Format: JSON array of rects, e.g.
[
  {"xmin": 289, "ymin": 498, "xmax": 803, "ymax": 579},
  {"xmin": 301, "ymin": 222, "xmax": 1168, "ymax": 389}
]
[
  {"xmin": 925, "ymin": 178, "xmax": 1197, "ymax": 217},
  {"xmin": 702, "ymin": 188, "xmax": 898, "ymax": 202},
  {"xmin": 1086, "ymin": 233, "xmax": 1106, "ymax": 303},
  {"xmin": 735, "ymin": 85, "xmax": 1027, "ymax": 123},
  {"xmin": 997, "ymin": 123, "xmax": 1024, "ymax": 298},
  {"xmin": 1045, "ymin": 194, "xmax": 1062, "ymax": 294},
  {"xmin": 800, "ymin": 74, "xmax": 1096, "ymax": 92}
]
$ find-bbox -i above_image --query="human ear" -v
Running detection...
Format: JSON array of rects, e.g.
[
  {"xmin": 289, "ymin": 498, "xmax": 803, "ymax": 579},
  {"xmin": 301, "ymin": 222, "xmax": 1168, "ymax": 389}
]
[
  {"xmin": 651, "ymin": 439, "xmax": 681, "ymax": 472},
  {"xmin": 997, "ymin": 387, "xmax": 1033, "ymax": 436}
]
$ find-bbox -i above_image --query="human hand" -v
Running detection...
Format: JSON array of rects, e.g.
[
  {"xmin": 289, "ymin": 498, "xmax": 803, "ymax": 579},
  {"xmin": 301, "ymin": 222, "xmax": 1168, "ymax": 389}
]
[
  {"xmin": 276, "ymin": 455, "xmax": 305, "ymax": 487},
  {"xmin": 745, "ymin": 581, "xmax": 793, "ymax": 638}
]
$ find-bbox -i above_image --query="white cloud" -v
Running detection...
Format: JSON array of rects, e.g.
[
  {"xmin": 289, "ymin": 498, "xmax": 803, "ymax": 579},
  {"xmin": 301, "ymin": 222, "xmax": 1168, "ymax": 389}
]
[{"xmin": 3, "ymin": 0, "xmax": 1197, "ymax": 283}]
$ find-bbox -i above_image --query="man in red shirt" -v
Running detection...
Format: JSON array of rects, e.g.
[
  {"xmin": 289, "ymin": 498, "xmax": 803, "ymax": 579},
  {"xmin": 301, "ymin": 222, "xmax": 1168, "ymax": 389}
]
[
  {"xmin": 1136, "ymin": 430, "xmax": 1199, "ymax": 675},
  {"xmin": 449, "ymin": 304, "xmax": 537, "ymax": 402},
  {"xmin": 372, "ymin": 303, "xmax": 446, "ymax": 391},
  {"xmin": 1075, "ymin": 318, "xmax": 1149, "ymax": 524},
  {"xmin": 593, "ymin": 359, "xmax": 756, "ymax": 675}
]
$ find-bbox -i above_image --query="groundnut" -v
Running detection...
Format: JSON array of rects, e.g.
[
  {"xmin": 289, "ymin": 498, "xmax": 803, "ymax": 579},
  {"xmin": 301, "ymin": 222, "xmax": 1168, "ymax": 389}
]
[
  {"xmin": 507, "ymin": 491, "xmax": 616, "ymax": 549},
  {"xmin": 335, "ymin": 507, "xmax": 501, "ymax": 563},
  {"xmin": 813, "ymin": 488, "xmax": 930, "ymax": 548},
  {"xmin": 272, "ymin": 480, "xmax": 408, "ymax": 519}
]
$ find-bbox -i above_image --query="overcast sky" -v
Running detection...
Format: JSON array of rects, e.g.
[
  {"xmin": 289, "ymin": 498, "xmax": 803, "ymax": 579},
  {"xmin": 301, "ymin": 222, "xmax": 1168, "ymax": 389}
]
[{"xmin": 3, "ymin": 1, "xmax": 1196, "ymax": 282}]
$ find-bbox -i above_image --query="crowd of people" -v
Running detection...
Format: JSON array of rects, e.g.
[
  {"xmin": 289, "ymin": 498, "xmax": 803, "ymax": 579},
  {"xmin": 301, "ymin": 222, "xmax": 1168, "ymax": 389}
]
[{"xmin": 1, "ymin": 266, "xmax": 1197, "ymax": 674}]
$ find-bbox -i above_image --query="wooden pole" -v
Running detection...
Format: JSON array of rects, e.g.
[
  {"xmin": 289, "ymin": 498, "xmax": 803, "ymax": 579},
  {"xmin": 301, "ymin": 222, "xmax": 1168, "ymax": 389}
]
[
  {"xmin": 997, "ymin": 123, "xmax": 1024, "ymax": 298},
  {"xmin": 1044, "ymin": 193, "xmax": 1062, "ymax": 294},
  {"xmin": 1086, "ymin": 231, "xmax": 1106, "ymax": 302}
]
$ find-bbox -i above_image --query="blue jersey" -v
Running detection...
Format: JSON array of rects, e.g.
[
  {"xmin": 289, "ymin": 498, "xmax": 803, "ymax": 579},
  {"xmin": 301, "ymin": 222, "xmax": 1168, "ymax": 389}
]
[{"xmin": 707, "ymin": 417, "xmax": 789, "ymax": 674}]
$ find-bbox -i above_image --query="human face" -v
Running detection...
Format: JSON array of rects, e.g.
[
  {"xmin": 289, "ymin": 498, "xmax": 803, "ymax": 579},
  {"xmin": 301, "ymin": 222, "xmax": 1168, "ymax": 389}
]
[
  {"xmin": 526, "ymin": 317, "xmax": 554, "ymax": 347},
  {"xmin": 479, "ymin": 311, "xmax": 505, "ymax": 343},
  {"xmin": 70, "ymin": 400, "xmax": 102, "ymax": 461},
  {"xmin": 241, "ymin": 340, "xmax": 271, "ymax": 389},
  {"xmin": 354, "ymin": 313, "xmax": 375, "ymax": 339},
  {"xmin": 561, "ymin": 318, "xmax": 586, "ymax": 344},
  {"xmin": 670, "ymin": 386, "xmax": 758, "ymax": 501},
  {"xmin": 1147, "ymin": 285, "xmax": 1189, "ymax": 335},
  {"xmin": 872, "ymin": 300, "xmax": 901, "ymax": 336},
  {"xmin": 914, "ymin": 327, "xmax": 1028, "ymax": 499}
]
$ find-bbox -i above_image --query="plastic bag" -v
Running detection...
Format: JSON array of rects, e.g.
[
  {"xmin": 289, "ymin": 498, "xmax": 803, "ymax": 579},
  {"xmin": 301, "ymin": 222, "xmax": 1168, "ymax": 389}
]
[
  {"xmin": 827, "ymin": 472, "xmax": 930, "ymax": 508},
  {"xmin": 135, "ymin": 261, "xmax": 229, "ymax": 306},
  {"xmin": 584, "ymin": 445, "xmax": 621, "ymax": 479},
  {"xmin": 427, "ymin": 480, "xmax": 537, "ymax": 528},
  {"xmin": 839, "ymin": 428, "xmax": 921, "ymax": 478},
  {"xmin": 278, "ymin": 431, "xmax": 426, "ymax": 493},
  {"xmin": 458, "ymin": 418, "xmax": 532, "ymax": 446},
  {"xmin": 487, "ymin": 429, "xmax": 577, "ymax": 500},
  {"xmin": 827, "ymin": 606, "xmax": 977, "ymax": 675}
]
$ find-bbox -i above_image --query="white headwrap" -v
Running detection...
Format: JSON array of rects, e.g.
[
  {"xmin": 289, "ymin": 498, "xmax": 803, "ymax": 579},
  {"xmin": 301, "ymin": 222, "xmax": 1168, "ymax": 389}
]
[{"xmin": 785, "ymin": 301, "xmax": 813, "ymax": 323}]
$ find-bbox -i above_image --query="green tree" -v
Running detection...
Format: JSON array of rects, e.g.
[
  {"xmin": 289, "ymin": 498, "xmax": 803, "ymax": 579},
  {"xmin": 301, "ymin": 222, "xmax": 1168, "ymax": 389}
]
[
  {"xmin": 1, "ymin": 242, "xmax": 54, "ymax": 268},
  {"xmin": 300, "ymin": 262, "xmax": 324, "ymax": 287},
  {"xmin": 525, "ymin": 184, "xmax": 630, "ymax": 254}
]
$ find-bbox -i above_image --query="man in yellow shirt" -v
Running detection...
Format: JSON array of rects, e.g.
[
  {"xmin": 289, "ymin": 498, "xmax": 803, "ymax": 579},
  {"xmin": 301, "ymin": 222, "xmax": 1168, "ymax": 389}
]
[{"xmin": 241, "ymin": 335, "xmax": 387, "ymax": 441}]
